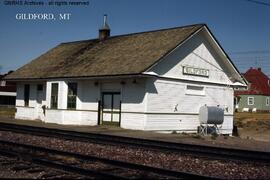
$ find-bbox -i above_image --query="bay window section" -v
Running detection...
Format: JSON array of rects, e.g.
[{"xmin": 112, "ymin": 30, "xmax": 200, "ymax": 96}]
[{"xmin": 67, "ymin": 83, "xmax": 77, "ymax": 109}]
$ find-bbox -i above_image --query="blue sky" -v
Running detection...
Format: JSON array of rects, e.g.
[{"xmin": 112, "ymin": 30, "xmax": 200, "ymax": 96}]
[{"xmin": 0, "ymin": 0, "xmax": 270, "ymax": 75}]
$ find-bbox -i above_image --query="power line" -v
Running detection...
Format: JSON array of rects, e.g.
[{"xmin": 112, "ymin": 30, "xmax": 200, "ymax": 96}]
[
  {"xmin": 229, "ymin": 49, "xmax": 270, "ymax": 55},
  {"xmin": 243, "ymin": 0, "xmax": 270, "ymax": 7}
]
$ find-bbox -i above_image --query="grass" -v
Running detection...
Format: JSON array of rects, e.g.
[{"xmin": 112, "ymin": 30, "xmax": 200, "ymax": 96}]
[
  {"xmin": 235, "ymin": 112, "xmax": 270, "ymax": 120},
  {"xmin": 211, "ymin": 132, "xmax": 218, "ymax": 140},
  {"xmin": 0, "ymin": 106, "xmax": 15, "ymax": 117},
  {"xmin": 234, "ymin": 112, "xmax": 270, "ymax": 128},
  {"xmin": 192, "ymin": 134, "xmax": 203, "ymax": 139},
  {"xmin": 234, "ymin": 112, "xmax": 270, "ymax": 141}
]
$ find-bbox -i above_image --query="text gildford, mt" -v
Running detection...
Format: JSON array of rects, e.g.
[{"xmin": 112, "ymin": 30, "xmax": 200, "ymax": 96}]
[{"xmin": 15, "ymin": 13, "xmax": 72, "ymax": 20}]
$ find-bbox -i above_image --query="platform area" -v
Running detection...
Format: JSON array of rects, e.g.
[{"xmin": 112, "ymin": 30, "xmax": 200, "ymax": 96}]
[{"xmin": 0, "ymin": 116, "xmax": 269, "ymax": 152}]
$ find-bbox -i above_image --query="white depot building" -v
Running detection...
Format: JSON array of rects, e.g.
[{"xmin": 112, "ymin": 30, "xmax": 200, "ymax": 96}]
[{"xmin": 6, "ymin": 18, "xmax": 246, "ymax": 135}]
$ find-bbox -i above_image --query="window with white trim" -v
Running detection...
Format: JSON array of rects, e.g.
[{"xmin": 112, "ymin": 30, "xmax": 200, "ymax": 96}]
[
  {"xmin": 247, "ymin": 97, "xmax": 254, "ymax": 106},
  {"xmin": 185, "ymin": 85, "xmax": 205, "ymax": 96},
  {"xmin": 266, "ymin": 97, "xmax": 270, "ymax": 106}
]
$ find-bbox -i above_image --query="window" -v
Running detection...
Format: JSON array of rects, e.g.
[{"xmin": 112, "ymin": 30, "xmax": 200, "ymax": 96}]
[
  {"xmin": 247, "ymin": 97, "xmax": 254, "ymax": 106},
  {"xmin": 67, "ymin": 83, "xmax": 77, "ymax": 109},
  {"xmin": 185, "ymin": 85, "xmax": 205, "ymax": 96},
  {"xmin": 0, "ymin": 81, "xmax": 6, "ymax": 87},
  {"xmin": 51, "ymin": 83, "xmax": 58, "ymax": 109},
  {"xmin": 266, "ymin": 97, "xmax": 270, "ymax": 106},
  {"xmin": 37, "ymin": 84, "xmax": 43, "ymax": 91},
  {"xmin": 24, "ymin": 84, "xmax": 30, "ymax": 107}
]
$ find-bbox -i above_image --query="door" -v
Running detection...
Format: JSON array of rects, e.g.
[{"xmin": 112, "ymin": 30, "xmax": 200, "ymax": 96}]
[{"xmin": 101, "ymin": 92, "xmax": 121, "ymax": 126}]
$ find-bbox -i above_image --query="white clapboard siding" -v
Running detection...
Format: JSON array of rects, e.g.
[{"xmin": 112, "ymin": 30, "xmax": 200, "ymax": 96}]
[
  {"xmin": 15, "ymin": 83, "xmax": 45, "ymax": 120},
  {"xmin": 145, "ymin": 114, "xmax": 198, "ymax": 131},
  {"xmin": 120, "ymin": 79, "xmax": 146, "ymax": 130},
  {"xmin": 121, "ymin": 113, "xmax": 145, "ymax": 130},
  {"xmin": 146, "ymin": 79, "xmax": 233, "ymax": 113},
  {"xmin": 219, "ymin": 116, "xmax": 233, "ymax": 134},
  {"xmin": 29, "ymin": 84, "xmax": 37, "ymax": 108},
  {"xmin": 145, "ymin": 78, "xmax": 233, "ymax": 133},
  {"xmin": 145, "ymin": 114, "xmax": 233, "ymax": 133},
  {"xmin": 149, "ymin": 28, "xmax": 234, "ymax": 86},
  {"xmin": 16, "ymin": 83, "xmax": 24, "ymax": 107},
  {"xmin": 45, "ymin": 81, "xmax": 99, "ymax": 125},
  {"xmin": 121, "ymin": 79, "xmax": 146, "ymax": 112},
  {"xmin": 101, "ymin": 81, "xmax": 121, "ymax": 92},
  {"xmin": 80, "ymin": 111, "xmax": 98, "ymax": 125},
  {"xmin": 46, "ymin": 109, "xmax": 97, "ymax": 125},
  {"xmin": 45, "ymin": 109, "xmax": 63, "ymax": 124},
  {"xmin": 62, "ymin": 110, "xmax": 82, "ymax": 125},
  {"xmin": 15, "ymin": 107, "xmax": 36, "ymax": 120},
  {"xmin": 78, "ymin": 81, "xmax": 99, "ymax": 111}
]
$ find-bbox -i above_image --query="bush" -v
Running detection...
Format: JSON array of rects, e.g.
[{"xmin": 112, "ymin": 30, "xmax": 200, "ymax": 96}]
[
  {"xmin": 192, "ymin": 134, "xmax": 203, "ymax": 139},
  {"xmin": 211, "ymin": 132, "xmax": 218, "ymax": 140}
]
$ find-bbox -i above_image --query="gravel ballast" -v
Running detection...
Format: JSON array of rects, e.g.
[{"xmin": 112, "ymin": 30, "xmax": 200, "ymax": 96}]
[{"xmin": 0, "ymin": 130, "xmax": 269, "ymax": 179}]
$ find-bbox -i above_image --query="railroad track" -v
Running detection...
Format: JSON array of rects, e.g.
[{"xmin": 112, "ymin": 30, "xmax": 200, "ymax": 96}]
[
  {"xmin": 0, "ymin": 154, "xmax": 80, "ymax": 179},
  {"xmin": 0, "ymin": 140, "xmax": 213, "ymax": 179},
  {"xmin": 0, "ymin": 122, "xmax": 269, "ymax": 163}
]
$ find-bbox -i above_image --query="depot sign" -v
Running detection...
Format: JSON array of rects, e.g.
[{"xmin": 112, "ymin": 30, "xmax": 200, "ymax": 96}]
[{"xmin": 183, "ymin": 66, "xmax": 209, "ymax": 77}]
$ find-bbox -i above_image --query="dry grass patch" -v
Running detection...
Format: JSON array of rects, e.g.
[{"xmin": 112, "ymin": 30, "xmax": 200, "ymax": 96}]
[
  {"xmin": 0, "ymin": 106, "xmax": 15, "ymax": 117},
  {"xmin": 234, "ymin": 112, "xmax": 270, "ymax": 142}
]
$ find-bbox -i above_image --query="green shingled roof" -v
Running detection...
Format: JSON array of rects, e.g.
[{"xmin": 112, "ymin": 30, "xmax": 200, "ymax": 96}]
[{"xmin": 5, "ymin": 24, "xmax": 204, "ymax": 80}]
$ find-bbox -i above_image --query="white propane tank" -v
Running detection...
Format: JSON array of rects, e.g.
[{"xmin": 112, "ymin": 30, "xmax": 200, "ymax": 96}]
[{"xmin": 199, "ymin": 106, "xmax": 224, "ymax": 124}]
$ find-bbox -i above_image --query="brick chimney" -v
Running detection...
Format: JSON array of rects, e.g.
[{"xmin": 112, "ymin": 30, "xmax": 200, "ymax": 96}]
[{"xmin": 99, "ymin": 14, "xmax": 110, "ymax": 40}]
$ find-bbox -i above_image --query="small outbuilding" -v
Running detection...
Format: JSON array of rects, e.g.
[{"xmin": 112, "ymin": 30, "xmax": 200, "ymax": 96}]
[{"xmin": 5, "ymin": 18, "xmax": 246, "ymax": 135}]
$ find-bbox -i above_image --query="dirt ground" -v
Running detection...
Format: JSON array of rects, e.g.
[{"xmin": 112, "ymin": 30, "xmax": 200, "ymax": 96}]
[{"xmin": 234, "ymin": 112, "xmax": 270, "ymax": 142}]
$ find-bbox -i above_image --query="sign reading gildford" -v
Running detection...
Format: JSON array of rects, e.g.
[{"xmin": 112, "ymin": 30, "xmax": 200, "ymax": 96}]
[{"xmin": 183, "ymin": 66, "xmax": 209, "ymax": 77}]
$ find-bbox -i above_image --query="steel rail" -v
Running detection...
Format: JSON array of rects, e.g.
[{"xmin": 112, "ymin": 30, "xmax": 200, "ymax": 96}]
[
  {"xmin": 0, "ymin": 140, "xmax": 214, "ymax": 179},
  {"xmin": 0, "ymin": 149, "xmax": 124, "ymax": 179},
  {"xmin": 0, "ymin": 122, "xmax": 269, "ymax": 163}
]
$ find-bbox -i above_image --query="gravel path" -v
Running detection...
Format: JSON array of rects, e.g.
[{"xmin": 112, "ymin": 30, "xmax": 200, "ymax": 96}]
[{"xmin": 0, "ymin": 130, "xmax": 269, "ymax": 179}]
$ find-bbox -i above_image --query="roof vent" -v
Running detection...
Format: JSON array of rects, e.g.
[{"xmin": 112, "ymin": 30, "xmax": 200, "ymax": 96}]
[{"xmin": 99, "ymin": 14, "xmax": 110, "ymax": 40}]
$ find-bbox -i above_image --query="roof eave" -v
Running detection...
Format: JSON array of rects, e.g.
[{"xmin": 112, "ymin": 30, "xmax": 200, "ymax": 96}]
[
  {"xmin": 3, "ymin": 73, "xmax": 147, "ymax": 82},
  {"xmin": 202, "ymin": 26, "xmax": 248, "ymax": 86}
]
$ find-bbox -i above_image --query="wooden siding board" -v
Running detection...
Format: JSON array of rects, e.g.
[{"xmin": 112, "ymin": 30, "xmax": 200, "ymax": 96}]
[
  {"xmin": 15, "ymin": 107, "xmax": 36, "ymax": 120},
  {"xmin": 149, "ymin": 29, "xmax": 236, "ymax": 85},
  {"xmin": 79, "ymin": 81, "xmax": 99, "ymax": 111},
  {"xmin": 145, "ymin": 78, "xmax": 233, "ymax": 133},
  {"xmin": 16, "ymin": 83, "xmax": 24, "ymax": 107},
  {"xmin": 121, "ymin": 79, "xmax": 146, "ymax": 130}
]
